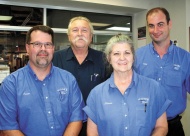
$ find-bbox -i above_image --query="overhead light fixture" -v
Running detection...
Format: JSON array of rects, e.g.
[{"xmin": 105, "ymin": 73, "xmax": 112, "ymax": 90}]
[
  {"xmin": 0, "ymin": 15, "xmax": 12, "ymax": 21},
  {"xmin": 91, "ymin": 22, "xmax": 111, "ymax": 27},
  {"xmin": 106, "ymin": 27, "xmax": 130, "ymax": 31}
]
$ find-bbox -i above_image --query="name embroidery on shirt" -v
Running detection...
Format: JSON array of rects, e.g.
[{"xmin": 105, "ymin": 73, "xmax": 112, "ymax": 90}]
[
  {"xmin": 138, "ymin": 98, "xmax": 149, "ymax": 104},
  {"xmin": 138, "ymin": 98, "xmax": 149, "ymax": 112},
  {"xmin": 142, "ymin": 63, "xmax": 148, "ymax": 66},
  {"xmin": 104, "ymin": 102, "xmax": 113, "ymax": 105},
  {"xmin": 23, "ymin": 92, "xmax": 31, "ymax": 95}
]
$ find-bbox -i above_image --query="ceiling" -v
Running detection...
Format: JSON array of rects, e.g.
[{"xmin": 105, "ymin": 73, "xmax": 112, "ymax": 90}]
[
  {"xmin": 0, "ymin": 0, "xmax": 146, "ymax": 27},
  {"xmin": 1, "ymin": 0, "xmax": 146, "ymax": 15},
  {"xmin": 0, "ymin": 5, "xmax": 43, "ymax": 26},
  {"xmin": 0, "ymin": 1, "xmax": 146, "ymax": 54}
]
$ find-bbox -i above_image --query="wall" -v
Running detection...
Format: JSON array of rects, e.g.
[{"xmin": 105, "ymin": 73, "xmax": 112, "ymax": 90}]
[
  {"xmin": 133, "ymin": 10, "xmax": 147, "ymax": 49},
  {"xmin": 72, "ymin": 0, "xmax": 155, "ymax": 9},
  {"xmin": 187, "ymin": 0, "xmax": 190, "ymax": 51},
  {"xmin": 185, "ymin": 0, "xmax": 190, "ymax": 135},
  {"xmin": 159, "ymin": 0, "xmax": 186, "ymax": 50}
]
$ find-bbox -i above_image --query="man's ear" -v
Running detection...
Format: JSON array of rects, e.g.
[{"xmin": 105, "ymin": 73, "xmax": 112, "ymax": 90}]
[
  {"xmin": 168, "ymin": 20, "xmax": 172, "ymax": 30},
  {"xmin": 25, "ymin": 44, "xmax": 29, "ymax": 54}
]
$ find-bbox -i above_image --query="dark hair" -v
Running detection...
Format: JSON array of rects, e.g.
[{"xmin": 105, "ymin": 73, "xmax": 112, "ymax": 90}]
[
  {"xmin": 26, "ymin": 25, "xmax": 54, "ymax": 44},
  {"xmin": 146, "ymin": 7, "xmax": 170, "ymax": 24}
]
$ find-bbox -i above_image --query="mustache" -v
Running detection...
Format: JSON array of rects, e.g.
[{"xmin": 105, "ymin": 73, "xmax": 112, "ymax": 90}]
[
  {"xmin": 37, "ymin": 50, "xmax": 48, "ymax": 56},
  {"xmin": 73, "ymin": 36, "xmax": 88, "ymax": 43}
]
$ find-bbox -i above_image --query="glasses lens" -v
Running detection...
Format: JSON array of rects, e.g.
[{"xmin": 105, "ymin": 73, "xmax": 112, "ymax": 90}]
[
  {"xmin": 30, "ymin": 42, "xmax": 53, "ymax": 49},
  {"xmin": 45, "ymin": 43, "xmax": 53, "ymax": 49}
]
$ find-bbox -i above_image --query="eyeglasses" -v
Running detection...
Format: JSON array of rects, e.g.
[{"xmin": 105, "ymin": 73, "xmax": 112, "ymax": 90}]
[{"xmin": 29, "ymin": 42, "xmax": 54, "ymax": 49}]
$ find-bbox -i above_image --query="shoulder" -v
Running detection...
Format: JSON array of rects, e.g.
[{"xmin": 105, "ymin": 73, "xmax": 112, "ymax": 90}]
[
  {"xmin": 52, "ymin": 66, "xmax": 75, "ymax": 79},
  {"xmin": 174, "ymin": 46, "xmax": 190, "ymax": 55},
  {"xmin": 137, "ymin": 73, "xmax": 159, "ymax": 87},
  {"xmin": 89, "ymin": 78, "xmax": 109, "ymax": 95},
  {"xmin": 54, "ymin": 47, "xmax": 69, "ymax": 56},
  {"xmin": 136, "ymin": 44, "xmax": 150, "ymax": 53},
  {"xmin": 53, "ymin": 47, "xmax": 70, "ymax": 65},
  {"xmin": 89, "ymin": 48, "xmax": 104, "ymax": 56},
  {"xmin": 173, "ymin": 46, "xmax": 190, "ymax": 64},
  {"xmin": 1, "ymin": 66, "xmax": 28, "ymax": 85},
  {"xmin": 89, "ymin": 48, "xmax": 106, "ymax": 63}
]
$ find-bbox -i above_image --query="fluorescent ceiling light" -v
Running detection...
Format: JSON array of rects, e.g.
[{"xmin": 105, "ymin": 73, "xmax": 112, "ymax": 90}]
[
  {"xmin": 91, "ymin": 22, "xmax": 111, "ymax": 27},
  {"xmin": 0, "ymin": 16, "xmax": 12, "ymax": 21},
  {"xmin": 106, "ymin": 27, "xmax": 130, "ymax": 31}
]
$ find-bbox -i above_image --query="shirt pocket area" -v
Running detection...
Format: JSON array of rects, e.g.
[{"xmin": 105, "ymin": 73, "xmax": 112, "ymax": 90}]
[
  {"xmin": 136, "ymin": 105, "xmax": 150, "ymax": 127},
  {"xmin": 165, "ymin": 69, "xmax": 181, "ymax": 87}
]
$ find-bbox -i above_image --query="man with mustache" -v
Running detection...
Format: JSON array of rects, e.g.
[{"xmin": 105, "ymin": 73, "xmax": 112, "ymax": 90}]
[
  {"xmin": 53, "ymin": 16, "xmax": 110, "ymax": 136},
  {"xmin": 0, "ymin": 25, "xmax": 86, "ymax": 136}
]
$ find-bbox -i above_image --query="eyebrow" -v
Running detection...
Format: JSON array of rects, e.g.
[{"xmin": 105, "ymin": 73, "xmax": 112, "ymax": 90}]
[{"xmin": 148, "ymin": 21, "xmax": 164, "ymax": 25}]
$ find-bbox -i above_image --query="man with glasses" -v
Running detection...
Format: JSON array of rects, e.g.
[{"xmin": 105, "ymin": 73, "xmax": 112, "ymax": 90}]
[{"xmin": 0, "ymin": 25, "xmax": 86, "ymax": 136}]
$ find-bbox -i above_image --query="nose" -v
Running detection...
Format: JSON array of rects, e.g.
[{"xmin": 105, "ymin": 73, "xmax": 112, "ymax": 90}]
[
  {"xmin": 119, "ymin": 53, "xmax": 125, "ymax": 60},
  {"xmin": 153, "ymin": 26, "xmax": 158, "ymax": 33},
  {"xmin": 41, "ymin": 44, "xmax": 46, "ymax": 50},
  {"xmin": 78, "ymin": 29, "xmax": 82, "ymax": 35}
]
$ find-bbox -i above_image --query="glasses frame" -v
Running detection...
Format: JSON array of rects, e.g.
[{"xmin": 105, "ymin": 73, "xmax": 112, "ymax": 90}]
[{"xmin": 29, "ymin": 42, "xmax": 54, "ymax": 49}]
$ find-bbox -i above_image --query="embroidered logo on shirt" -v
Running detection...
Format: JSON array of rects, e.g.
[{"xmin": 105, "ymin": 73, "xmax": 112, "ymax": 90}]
[
  {"xmin": 57, "ymin": 88, "xmax": 68, "ymax": 102},
  {"xmin": 173, "ymin": 64, "xmax": 180, "ymax": 70}
]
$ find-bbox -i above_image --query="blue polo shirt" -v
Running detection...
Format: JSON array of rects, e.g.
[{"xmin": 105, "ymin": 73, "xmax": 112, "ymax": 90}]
[
  {"xmin": 134, "ymin": 42, "xmax": 190, "ymax": 119},
  {"xmin": 83, "ymin": 71, "xmax": 171, "ymax": 136},
  {"xmin": 0, "ymin": 63, "xmax": 86, "ymax": 136},
  {"xmin": 53, "ymin": 47, "xmax": 109, "ymax": 103}
]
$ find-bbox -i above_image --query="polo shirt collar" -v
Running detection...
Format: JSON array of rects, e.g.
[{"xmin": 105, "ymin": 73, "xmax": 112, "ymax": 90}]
[
  {"xmin": 65, "ymin": 47, "xmax": 75, "ymax": 60},
  {"xmin": 109, "ymin": 70, "xmax": 136, "ymax": 89},
  {"xmin": 150, "ymin": 40, "xmax": 174, "ymax": 55},
  {"xmin": 26, "ymin": 62, "xmax": 53, "ymax": 80},
  {"xmin": 66, "ymin": 47, "xmax": 93, "ymax": 62}
]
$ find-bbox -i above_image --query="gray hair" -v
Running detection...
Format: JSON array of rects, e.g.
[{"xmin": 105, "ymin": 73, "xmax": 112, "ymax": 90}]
[
  {"xmin": 67, "ymin": 16, "xmax": 94, "ymax": 35},
  {"xmin": 105, "ymin": 34, "xmax": 134, "ymax": 61}
]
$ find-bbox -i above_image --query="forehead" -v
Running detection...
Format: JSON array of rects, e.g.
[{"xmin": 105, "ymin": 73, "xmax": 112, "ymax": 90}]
[
  {"xmin": 147, "ymin": 11, "xmax": 166, "ymax": 23},
  {"xmin": 112, "ymin": 42, "xmax": 131, "ymax": 51},
  {"xmin": 70, "ymin": 19, "xmax": 90, "ymax": 28},
  {"xmin": 30, "ymin": 30, "xmax": 52, "ymax": 41}
]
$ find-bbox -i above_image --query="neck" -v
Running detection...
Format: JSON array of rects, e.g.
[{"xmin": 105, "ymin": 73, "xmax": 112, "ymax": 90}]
[
  {"xmin": 114, "ymin": 70, "xmax": 133, "ymax": 94},
  {"xmin": 153, "ymin": 40, "xmax": 170, "ymax": 58},
  {"xmin": 29, "ymin": 62, "xmax": 51, "ymax": 81},
  {"xmin": 72, "ymin": 47, "xmax": 88, "ymax": 64}
]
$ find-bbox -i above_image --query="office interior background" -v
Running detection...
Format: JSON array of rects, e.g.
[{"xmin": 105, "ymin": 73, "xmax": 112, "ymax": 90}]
[{"xmin": 0, "ymin": 0, "xmax": 190, "ymax": 135}]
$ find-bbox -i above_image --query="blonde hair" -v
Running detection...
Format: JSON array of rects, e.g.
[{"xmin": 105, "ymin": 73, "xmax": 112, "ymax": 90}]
[{"xmin": 67, "ymin": 16, "xmax": 94, "ymax": 35}]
